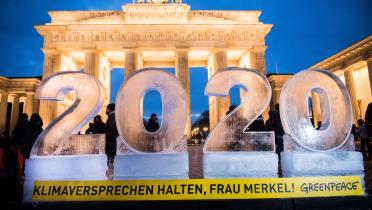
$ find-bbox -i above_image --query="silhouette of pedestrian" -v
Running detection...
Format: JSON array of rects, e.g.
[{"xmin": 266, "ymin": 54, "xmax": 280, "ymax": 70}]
[
  {"xmin": 357, "ymin": 119, "xmax": 371, "ymax": 160},
  {"xmin": 22, "ymin": 113, "xmax": 43, "ymax": 160},
  {"xmin": 86, "ymin": 115, "xmax": 105, "ymax": 134},
  {"xmin": 12, "ymin": 113, "xmax": 28, "ymax": 146},
  {"xmin": 146, "ymin": 114, "xmax": 160, "ymax": 132},
  {"xmin": 105, "ymin": 104, "xmax": 118, "ymax": 165}
]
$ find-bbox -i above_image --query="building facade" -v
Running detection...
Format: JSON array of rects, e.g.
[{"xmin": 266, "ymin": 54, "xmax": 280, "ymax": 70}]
[
  {"xmin": 0, "ymin": 76, "xmax": 40, "ymax": 135},
  {"xmin": 269, "ymin": 35, "xmax": 372, "ymax": 126},
  {"xmin": 34, "ymin": 2, "xmax": 272, "ymax": 138},
  {"xmin": 312, "ymin": 35, "xmax": 372, "ymax": 124}
]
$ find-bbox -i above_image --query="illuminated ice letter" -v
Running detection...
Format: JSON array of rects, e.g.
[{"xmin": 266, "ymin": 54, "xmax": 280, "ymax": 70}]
[
  {"xmin": 203, "ymin": 67, "xmax": 278, "ymax": 178},
  {"xmin": 114, "ymin": 68, "xmax": 189, "ymax": 179},
  {"xmin": 24, "ymin": 71, "xmax": 107, "ymax": 202},
  {"xmin": 280, "ymin": 69, "xmax": 365, "ymax": 187}
]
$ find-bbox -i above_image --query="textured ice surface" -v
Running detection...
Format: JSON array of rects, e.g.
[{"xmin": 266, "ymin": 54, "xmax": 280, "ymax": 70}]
[
  {"xmin": 283, "ymin": 134, "xmax": 356, "ymax": 152},
  {"xmin": 116, "ymin": 69, "xmax": 187, "ymax": 153},
  {"xmin": 281, "ymin": 152, "xmax": 364, "ymax": 176},
  {"xmin": 279, "ymin": 69, "xmax": 352, "ymax": 151},
  {"xmin": 114, "ymin": 152, "xmax": 189, "ymax": 180},
  {"xmin": 23, "ymin": 154, "xmax": 107, "ymax": 202},
  {"xmin": 203, "ymin": 152, "xmax": 278, "ymax": 178},
  {"xmin": 204, "ymin": 68, "xmax": 274, "ymax": 152},
  {"xmin": 32, "ymin": 71, "xmax": 106, "ymax": 156}
]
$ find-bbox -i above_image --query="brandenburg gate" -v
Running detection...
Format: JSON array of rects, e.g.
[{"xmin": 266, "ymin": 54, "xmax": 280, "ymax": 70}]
[{"xmin": 35, "ymin": 1, "xmax": 272, "ymax": 138}]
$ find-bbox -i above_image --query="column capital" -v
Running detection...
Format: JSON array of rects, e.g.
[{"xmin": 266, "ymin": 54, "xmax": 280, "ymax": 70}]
[
  {"xmin": 176, "ymin": 47, "xmax": 189, "ymax": 51},
  {"xmin": 9, "ymin": 93, "xmax": 20, "ymax": 98},
  {"xmin": 25, "ymin": 91, "xmax": 35, "ymax": 96},
  {"xmin": 84, "ymin": 48, "xmax": 100, "ymax": 53},
  {"xmin": 212, "ymin": 47, "xmax": 228, "ymax": 53},
  {"xmin": 41, "ymin": 48, "xmax": 59, "ymax": 55},
  {"xmin": 364, "ymin": 54, "xmax": 372, "ymax": 62},
  {"xmin": 251, "ymin": 45, "xmax": 267, "ymax": 52}
]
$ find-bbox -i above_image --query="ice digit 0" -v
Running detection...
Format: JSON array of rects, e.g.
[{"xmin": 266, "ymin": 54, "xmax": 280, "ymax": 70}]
[
  {"xmin": 279, "ymin": 69, "xmax": 353, "ymax": 151},
  {"xmin": 115, "ymin": 68, "xmax": 187, "ymax": 153}
]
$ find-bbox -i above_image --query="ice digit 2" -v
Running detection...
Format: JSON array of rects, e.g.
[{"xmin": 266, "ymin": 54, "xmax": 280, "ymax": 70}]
[
  {"xmin": 279, "ymin": 69, "xmax": 352, "ymax": 151},
  {"xmin": 115, "ymin": 69, "xmax": 187, "ymax": 153},
  {"xmin": 31, "ymin": 71, "xmax": 105, "ymax": 156},
  {"xmin": 204, "ymin": 67, "xmax": 274, "ymax": 152}
]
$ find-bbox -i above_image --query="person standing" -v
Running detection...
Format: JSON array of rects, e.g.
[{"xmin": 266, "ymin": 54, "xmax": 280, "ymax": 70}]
[
  {"xmin": 364, "ymin": 103, "xmax": 372, "ymax": 158},
  {"xmin": 105, "ymin": 104, "xmax": 119, "ymax": 165},
  {"xmin": 12, "ymin": 113, "xmax": 29, "ymax": 146},
  {"xmin": 365, "ymin": 103, "xmax": 372, "ymax": 136},
  {"xmin": 22, "ymin": 114, "xmax": 43, "ymax": 160},
  {"xmin": 146, "ymin": 114, "xmax": 160, "ymax": 132},
  {"xmin": 357, "ymin": 119, "xmax": 371, "ymax": 160},
  {"xmin": 85, "ymin": 115, "xmax": 105, "ymax": 134},
  {"xmin": 273, "ymin": 104, "xmax": 285, "ymax": 155}
]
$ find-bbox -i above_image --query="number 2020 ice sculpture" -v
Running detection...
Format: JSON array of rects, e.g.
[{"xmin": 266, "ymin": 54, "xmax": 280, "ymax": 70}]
[
  {"xmin": 24, "ymin": 68, "xmax": 364, "ymax": 186},
  {"xmin": 280, "ymin": 69, "xmax": 364, "ymax": 182}
]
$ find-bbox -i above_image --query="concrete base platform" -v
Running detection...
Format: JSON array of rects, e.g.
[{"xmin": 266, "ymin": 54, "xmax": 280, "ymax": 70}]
[
  {"xmin": 114, "ymin": 152, "xmax": 189, "ymax": 180},
  {"xmin": 23, "ymin": 155, "xmax": 107, "ymax": 202},
  {"xmin": 203, "ymin": 151, "xmax": 278, "ymax": 178}
]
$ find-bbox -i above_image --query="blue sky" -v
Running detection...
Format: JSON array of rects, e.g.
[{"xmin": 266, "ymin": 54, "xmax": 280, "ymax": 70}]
[{"xmin": 0, "ymin": 0, "xmax": 371, "ymax": 122}]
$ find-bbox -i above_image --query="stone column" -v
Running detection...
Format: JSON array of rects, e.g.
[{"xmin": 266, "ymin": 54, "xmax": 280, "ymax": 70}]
[
  {"xmin": 311, "ymin": 91, "xmax": 322, "ymax": 128},
  {"xmin": 250, "ymin": 46, "xmax": 267, "ymax": 76},
  {"xmin": 0, "ymin": 92, "xmax": 8, "ymax": 133},
  {"xmin": 39, "ymin": 49, "xmax": 61, "ymax": 127},
  {"xmin": 367, "ymin": 59, "xmax": 372, "ymax": 95},
  {"xmin": 175, "ymin": 48, "xmax": 191, "ymax": 139},
  {"xmin": 207, "ymin": 59, "xmax": 217, "ymax": 130},
  {"xmin": 33, "ymin": 98, "xmax": 40, "ymax": 114},
  {"xmin": 344, "ymin": 69, "xmax": 361, "ymax": 122},
  {"xmin": 250, "ymin": 46, "xmax": 269, "ymax": 120},
  {"xmin": 213, "ymin": 48, "xmax": 230, "ymax": 123},
  {"xmin": 85, "ymin": 49, "xmax": 100, "ymax": 79},
  {"xmin": 9, "ymin": 95, "xmax": 20, "ymax": 136},
  {"xmin": 25, "ymin": 92, "xmax": 34, "ymax": 117},
  {"xmin": 124, "ymin": 49, "xmax": 139, "ymax": 80}
]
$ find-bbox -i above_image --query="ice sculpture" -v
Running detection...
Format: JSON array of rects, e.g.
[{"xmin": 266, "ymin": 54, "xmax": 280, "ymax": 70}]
[
  {"xmin": 203, "ymin": 67, "xmax": 278, "ymax": 178},
  {"xmin": 24, "ymin": 71, "xmax": 107, "ymax": 202},
  {"xmin": 280, "ymin": 69, "xmax": 352, "ymax": 151},
  {"xmin": 280, "ymin": 69, "xmax": 365, "ymax": 190},
  {"xmin": 114, "ymin": 68, "xmax": 189, "ymax": 179}
]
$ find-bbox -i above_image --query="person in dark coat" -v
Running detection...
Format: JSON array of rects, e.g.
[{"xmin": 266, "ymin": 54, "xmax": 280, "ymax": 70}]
[
  {"xmin": 365, "ymin": 103, "xmax": 372, "ymax": 141},
  {"xmin": 248, "ymin": 115, "xmax": 266, "ymax": 131},
  {"xmin": 273, "ymin": 104, "xmax": 284, "ymax": 154},
  {"xmin": 146, "ymin": 114, "xmax": 160, "ymax": 132},
  {"xmin": 105, "ymin": 104, "xmax": 119, "ymax": 165},
  {"xmin": 86, "ymin": 115, "xmax": 105, "ymax": 134},
  {"xmin": 22, "ymin": 113, "xmax": 43, "ymax": 160},
  {"xmin": 226, "ymin": 105, "xmax": 237, "ymax": 115},
  {"xmin": 12, "ymin": 113, "xmax": 29, "ymax": 146}
]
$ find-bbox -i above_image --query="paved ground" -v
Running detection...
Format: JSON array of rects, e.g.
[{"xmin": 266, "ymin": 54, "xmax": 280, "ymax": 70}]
[{"xmin": 188, "ymin": 144, "xmax": 372, "ymax": 193}]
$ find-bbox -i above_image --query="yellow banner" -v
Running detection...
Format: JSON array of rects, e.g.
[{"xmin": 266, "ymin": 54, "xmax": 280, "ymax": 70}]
[{"xmin": 32, "ymin": 176, "xmax": 363, "ymax": 201}]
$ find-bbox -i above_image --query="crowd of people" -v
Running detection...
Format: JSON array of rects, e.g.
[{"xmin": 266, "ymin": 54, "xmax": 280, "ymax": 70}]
[{"xmin": 0, "ymin": 103, "xmax": 120, "ymax": 203}]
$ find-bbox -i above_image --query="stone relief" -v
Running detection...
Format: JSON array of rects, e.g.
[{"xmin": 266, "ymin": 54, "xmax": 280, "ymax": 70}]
[{"xmin": 43, "ymin": 31, "xmax": 264, "ymax": 44}]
